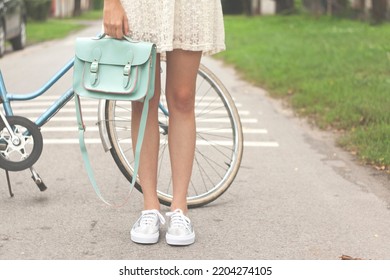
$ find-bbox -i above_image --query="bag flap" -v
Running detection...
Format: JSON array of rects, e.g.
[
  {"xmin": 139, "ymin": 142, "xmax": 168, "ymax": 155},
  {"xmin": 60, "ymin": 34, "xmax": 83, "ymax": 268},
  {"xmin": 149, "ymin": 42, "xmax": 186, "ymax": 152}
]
[{"xmin": 75, "ymin": 37, "xmax": 155, "ymax": 66}]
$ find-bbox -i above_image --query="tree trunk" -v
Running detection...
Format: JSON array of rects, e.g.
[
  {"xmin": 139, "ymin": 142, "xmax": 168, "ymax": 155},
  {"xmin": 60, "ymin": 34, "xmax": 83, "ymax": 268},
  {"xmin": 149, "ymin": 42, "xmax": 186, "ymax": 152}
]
[
  {"xmin": 327, "ymin": 0, "xmax": 333, "ymax": 15},
  {"xmin": 242, "ymin": 0, "xmax": 252, "ymax": 15},
  {"xmin": 275, "ymin": 0, "xmax": 295, "ymax": 14},
  {"xmin": 302, "ymin": 0, "xmax": 326, "ymax": 15},
  {"xmin": 358, "ymin": 0, "xmax": 366, "ymax": 9},
  {"xmin": 74, "ymin": 0, "xmax": 82, "ymax": 17},
  {"xmin": 242, "ymin": 0, "xmax": 261, "ymax": 16},
  {"xmin": 325, "ymin": 0, "xmax": 350, "ymax": 16},
  {"xmin": 355, "ymin": 0, "xmax": 367, "ymax": 20},
  {"xmin": 372, "ymin": 0, "xmax": 388, "ymax": 24},
  {"xmin": 249, "ymin": 0, "xmax": 261, "ymax": 15}
]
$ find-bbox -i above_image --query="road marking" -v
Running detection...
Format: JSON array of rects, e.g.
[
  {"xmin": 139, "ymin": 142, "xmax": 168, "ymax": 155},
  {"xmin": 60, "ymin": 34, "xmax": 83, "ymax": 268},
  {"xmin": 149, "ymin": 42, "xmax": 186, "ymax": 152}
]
[
  {"xmin": 40, "ymin": 127, "xmax": 268, "ymax": 134},
  {"xmin": 7, "ymin": 94, "xmax": 279, "ymax": 148},
  {"xmin": 27, "ymin": 116, "xmax": 259, "ymax": 124},
  {"xmin": 11, "ymin": 101, "xmax": 243, "ymax": 108},
  {"xmin": 42, "ymin": 138, "xmax": 279, "ymax": 147},
  {"xmin": 13, "ymin": 108, "xmax": 251, "ymax": 116},
  {"xmin": 10, "ymin": 95, "xmax": 239, "ymax": 102}
]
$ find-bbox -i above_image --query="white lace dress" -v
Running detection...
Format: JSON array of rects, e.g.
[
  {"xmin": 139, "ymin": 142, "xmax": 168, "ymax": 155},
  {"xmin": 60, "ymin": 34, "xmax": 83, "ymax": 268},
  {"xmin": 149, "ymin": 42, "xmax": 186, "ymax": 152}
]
[{"xmin": 120, "ymin": 0, "xmax": 225, "ymax": 56}]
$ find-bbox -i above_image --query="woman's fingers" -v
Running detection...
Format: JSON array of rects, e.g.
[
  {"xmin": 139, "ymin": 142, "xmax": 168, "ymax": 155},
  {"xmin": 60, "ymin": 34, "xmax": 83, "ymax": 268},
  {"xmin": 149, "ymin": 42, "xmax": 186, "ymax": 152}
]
[{"xmin": 103, "ymin": 0, "xmax": 129, "ymax": 38}]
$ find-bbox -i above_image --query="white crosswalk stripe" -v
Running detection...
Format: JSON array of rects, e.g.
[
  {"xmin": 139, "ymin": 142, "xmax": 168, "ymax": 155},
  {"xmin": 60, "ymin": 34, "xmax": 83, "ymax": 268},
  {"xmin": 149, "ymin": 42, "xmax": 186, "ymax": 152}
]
[{"xmin": 8, "ymin": 95, "xmax": 279, "ymax": 148}]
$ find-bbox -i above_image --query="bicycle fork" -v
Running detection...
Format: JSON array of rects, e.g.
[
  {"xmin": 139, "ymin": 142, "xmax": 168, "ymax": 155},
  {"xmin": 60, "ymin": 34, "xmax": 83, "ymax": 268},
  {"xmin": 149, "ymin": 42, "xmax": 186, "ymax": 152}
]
[{"xmin": 0, "ymin": 110, "xmax": 19, "ymax": 146}]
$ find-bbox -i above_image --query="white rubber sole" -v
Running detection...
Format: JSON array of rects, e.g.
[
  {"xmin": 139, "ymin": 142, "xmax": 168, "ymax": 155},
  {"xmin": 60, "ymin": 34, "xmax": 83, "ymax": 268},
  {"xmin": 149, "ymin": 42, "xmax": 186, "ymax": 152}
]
[
  {"xmin": 131, "ymin": 230, "xmax": 159, "ymax": 244},
  {"xmin": 166, "ymin": 232, "xmax": 195, "ymax": 246}
]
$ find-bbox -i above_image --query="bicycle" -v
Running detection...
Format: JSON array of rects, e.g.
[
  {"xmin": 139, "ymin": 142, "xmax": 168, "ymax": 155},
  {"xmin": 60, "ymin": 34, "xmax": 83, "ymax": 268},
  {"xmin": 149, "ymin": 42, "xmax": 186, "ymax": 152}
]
[{"xmin": 0, "ymin": 58, "xmax": 243, "ymax": 208}]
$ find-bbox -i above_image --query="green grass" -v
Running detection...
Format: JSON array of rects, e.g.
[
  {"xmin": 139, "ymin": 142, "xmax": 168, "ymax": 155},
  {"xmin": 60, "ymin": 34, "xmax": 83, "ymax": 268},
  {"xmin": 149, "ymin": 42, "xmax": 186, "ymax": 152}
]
[
  {"xmin": 26, "ymin": 19, "xmax": 84, "ymax": 44},
  {"xmin": 74, "ymin": 9, "xmax": 103, "ymax": 21},
  {"xmin": 26, "ymin": 10, "xmax": 103, "ymax": 45},
  {"xmin": 216, "ymin": 15, "xmax": 390, "ymax": 170}
]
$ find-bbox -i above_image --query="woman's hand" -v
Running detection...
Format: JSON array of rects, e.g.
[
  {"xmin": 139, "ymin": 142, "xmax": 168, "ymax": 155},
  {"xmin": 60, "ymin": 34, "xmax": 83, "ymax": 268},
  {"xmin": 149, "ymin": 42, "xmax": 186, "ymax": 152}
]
[{"xmin": 103, "ymin": 0, "xmax": 129, "ymax": 38}]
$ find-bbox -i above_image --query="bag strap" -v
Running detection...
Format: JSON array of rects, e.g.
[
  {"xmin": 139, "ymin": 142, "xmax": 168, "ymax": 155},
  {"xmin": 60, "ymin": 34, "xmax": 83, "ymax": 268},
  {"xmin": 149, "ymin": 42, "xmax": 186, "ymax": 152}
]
[{"xmin": 75, "ymin": 94, "xmax": 149, "ymax": 207}]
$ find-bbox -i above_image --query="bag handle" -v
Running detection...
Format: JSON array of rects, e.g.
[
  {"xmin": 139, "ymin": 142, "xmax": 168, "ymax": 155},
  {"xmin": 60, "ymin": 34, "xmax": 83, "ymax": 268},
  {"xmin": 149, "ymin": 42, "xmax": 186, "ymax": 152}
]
[{"xmin": 96, "ymin": 33, "xmax": 140, "ymax": 44}]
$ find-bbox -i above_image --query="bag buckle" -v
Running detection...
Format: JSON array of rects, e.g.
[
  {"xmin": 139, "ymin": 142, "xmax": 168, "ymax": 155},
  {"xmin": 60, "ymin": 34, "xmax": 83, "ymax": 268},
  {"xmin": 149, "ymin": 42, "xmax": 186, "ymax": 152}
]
[
  {"xmin": 90, "ymin": 60, "xmax": 99, "ymax": 85},
  {"xmin": 123, "ymin": 64, "xmax": 131, "ymax": 76},
  {"xmin": 123, "ymin": 63, "xmax": 131, "ymax": 88}
]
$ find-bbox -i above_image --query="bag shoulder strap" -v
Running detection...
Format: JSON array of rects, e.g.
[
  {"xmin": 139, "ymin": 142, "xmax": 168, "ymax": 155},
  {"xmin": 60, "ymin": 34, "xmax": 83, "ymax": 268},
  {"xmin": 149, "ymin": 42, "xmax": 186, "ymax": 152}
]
[{"xmin": 75, "ymin": 95, "xmax": 149, "ymax": 207}]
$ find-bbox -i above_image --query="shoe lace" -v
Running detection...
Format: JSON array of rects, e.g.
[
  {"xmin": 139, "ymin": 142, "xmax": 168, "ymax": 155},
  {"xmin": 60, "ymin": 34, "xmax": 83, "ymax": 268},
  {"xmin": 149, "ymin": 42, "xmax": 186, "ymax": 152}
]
[
  {"xmin": 166, "ymin": 209, "xmax": 191, "ymax": 231},
  {"xmin": 140, "ymin": 209, "xmax": 165, "ymax": 226}
]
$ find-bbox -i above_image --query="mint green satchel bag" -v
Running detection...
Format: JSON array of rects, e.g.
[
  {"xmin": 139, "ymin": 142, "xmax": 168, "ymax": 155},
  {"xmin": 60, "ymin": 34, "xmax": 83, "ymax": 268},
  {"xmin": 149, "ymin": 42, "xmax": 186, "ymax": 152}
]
[
  {"xmin": 73, "ymin": 34, "xmax": 156, "ymax": 101},
  {"xmin": 73, "ymin": 34, "xmax": 157, "ymax": 206}
]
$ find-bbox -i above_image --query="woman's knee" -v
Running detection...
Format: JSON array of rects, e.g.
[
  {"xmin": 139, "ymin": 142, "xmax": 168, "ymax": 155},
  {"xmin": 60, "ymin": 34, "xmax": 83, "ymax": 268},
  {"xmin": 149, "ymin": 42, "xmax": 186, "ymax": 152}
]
[{"xmin": 167, "ymin": 89, "xmax": 195, "ymax": 114}]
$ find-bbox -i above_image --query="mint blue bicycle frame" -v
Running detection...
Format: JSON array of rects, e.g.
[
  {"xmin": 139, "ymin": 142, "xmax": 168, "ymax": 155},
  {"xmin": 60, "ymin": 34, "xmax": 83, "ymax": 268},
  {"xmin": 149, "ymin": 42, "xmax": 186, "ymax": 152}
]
[
  {"xmin": 0, "ymin": 59, "xmax": 75, "ymax": 126},
  {"xmin": 0, "ymin": 59, "xmax": 168, "ymax": 125}
]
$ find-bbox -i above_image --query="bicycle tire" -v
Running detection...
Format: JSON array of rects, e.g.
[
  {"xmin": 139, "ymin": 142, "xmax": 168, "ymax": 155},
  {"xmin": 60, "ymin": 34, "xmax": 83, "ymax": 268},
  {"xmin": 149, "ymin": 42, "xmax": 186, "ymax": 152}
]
[
  {"xmin": 0, "ymin": 116, "xmax": 43, "ymax": 171},
  {"xmin": 105, "ymin": 63, "xmax": 243, "ymax": 208}
]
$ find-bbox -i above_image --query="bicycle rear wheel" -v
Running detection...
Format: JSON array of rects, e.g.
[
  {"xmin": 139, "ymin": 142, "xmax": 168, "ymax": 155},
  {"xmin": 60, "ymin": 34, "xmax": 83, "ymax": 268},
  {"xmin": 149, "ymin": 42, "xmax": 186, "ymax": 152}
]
[{"xmin": 105, "ymin": 62, "xmax": 243, "ymax": 208}]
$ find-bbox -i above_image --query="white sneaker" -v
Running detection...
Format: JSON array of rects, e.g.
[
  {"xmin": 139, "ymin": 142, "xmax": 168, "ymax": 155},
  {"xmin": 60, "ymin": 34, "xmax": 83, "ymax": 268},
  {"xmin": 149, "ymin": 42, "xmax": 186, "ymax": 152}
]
[
  {"xmin": 131, "ymin": 209, "xmax": 165, "ymax": 244},
  {"xmin": 166, "ymin": 209, "xmax": 195, "ymax": 246}
]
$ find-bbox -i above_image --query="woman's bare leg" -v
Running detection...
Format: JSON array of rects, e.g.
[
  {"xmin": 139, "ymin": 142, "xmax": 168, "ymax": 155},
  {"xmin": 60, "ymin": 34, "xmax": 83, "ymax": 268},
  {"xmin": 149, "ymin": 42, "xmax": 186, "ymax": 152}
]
[
  {"xmin": 131, "ymin": 55, "xmax": 161, "ymax": 210},
  {"xmin": 165, "ymin": 50, "xmax": 202, "ymax": 213}
]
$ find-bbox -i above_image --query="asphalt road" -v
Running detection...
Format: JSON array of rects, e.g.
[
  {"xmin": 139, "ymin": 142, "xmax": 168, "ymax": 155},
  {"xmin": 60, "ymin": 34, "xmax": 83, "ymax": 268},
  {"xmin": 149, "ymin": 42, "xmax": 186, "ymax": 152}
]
[{"xmin": 1, "ymin": 21, "xmax": 390, "ymax": 260}]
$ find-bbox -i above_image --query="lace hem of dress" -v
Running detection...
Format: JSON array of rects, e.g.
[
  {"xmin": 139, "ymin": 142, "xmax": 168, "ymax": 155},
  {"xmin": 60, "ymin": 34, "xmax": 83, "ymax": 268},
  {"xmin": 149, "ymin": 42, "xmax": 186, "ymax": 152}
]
[{"xmin": 157, "ymin": 43, "xmax": 226, "ymax": 56}]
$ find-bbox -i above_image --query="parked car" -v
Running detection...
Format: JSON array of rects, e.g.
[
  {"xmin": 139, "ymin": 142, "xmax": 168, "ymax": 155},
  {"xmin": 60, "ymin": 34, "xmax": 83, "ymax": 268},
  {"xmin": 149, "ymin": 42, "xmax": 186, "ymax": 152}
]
[{"xmin": 0, "ymin": 0, "xmax": 27, "ymax": 57}]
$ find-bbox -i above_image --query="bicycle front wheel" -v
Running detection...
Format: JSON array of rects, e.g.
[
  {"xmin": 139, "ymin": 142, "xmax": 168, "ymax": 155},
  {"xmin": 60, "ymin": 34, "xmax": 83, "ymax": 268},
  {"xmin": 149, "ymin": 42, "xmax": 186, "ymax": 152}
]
[{"xmin": 105, "ymin": 63, "xmax": 243, "ymax": 208}]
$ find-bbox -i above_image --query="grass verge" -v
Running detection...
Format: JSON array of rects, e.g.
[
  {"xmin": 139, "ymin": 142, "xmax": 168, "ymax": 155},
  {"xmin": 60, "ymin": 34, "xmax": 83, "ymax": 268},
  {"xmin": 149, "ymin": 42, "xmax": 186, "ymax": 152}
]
[
  {"xmin": 216, "ymin": 15, "xmax": 390, "ymax": 171},
  {"xmin": 25, "ymin": 10, "xmax": 102, "ymax": 45}
]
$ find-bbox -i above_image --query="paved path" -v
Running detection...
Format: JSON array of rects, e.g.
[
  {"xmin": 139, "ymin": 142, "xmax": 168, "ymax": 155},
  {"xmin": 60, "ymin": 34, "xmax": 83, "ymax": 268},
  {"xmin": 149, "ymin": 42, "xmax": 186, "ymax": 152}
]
[{"xmin": 0, "ymin": 20, "xmax": 389, "ymax": 260}]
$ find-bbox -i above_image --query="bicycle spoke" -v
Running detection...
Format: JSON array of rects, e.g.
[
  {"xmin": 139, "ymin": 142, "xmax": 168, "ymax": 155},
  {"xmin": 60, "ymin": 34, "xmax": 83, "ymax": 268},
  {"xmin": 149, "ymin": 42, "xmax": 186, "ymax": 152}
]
[
  {"xmin": 194, "ymin": 146, "xmax": 228, "ymax": 178},
  {"xmin": 193, "ymin": 155, "xmax": 215, "ymax": 193}
]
